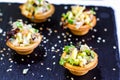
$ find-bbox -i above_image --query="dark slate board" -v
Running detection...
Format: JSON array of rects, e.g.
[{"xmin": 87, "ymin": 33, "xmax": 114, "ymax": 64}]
[{"xmin": 0, "ymin": 3, "xmax": 119, "ymax": 80}]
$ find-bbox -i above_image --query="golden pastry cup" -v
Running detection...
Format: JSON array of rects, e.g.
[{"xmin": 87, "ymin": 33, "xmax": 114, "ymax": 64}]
[
  {"xmin": 19, "ymin": 4, "xmax": 55, "ymax": 23},
  {"xmin": 65, "ymin": 16, "xmax": 97, "ymax": 36},
  {"xmin": 61, "ymin": 52, "xmax": 98, "ymax": 76},
  {"xmin": 6, "ymin": 35, "xmax": 42, "ymax": 55}
]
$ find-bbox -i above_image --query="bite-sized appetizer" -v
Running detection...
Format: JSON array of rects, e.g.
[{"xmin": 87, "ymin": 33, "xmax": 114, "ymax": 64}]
[
  {"xmin": 59, "ymin": 44, "xmax": 98, "ymax": 76},
  {"xmin": 61, "ymin": 6, "xmax": 97, "ymax": 36},
  {"xmin": 20, "ymin": 0, "xmax": 55, "ymax": 23},
  {"xmin": 6, "ymin": 20, "xmax": 42, "ymax": 55}
]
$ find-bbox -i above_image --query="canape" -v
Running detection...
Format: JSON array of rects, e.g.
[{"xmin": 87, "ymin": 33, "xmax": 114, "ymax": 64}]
[
  {"xmin": 19, "ymin": 0, "xmax": 55, "ymax": 23},
  {"xmin": 59, "ymin": 44, "xmax": 98, "ymax": 76},
  {"xmin": 61, "ymin": 6, "xmax": 97, "ymax": 36},
  {"xmin": 6, "ymin": 20, "xmax": 42, "ymax": 55}
]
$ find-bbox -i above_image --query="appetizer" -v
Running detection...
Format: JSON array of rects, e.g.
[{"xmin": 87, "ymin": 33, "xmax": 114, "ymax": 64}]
[
  {"xmin": 61, "ymin": 6, "xmax": 97, "ymax": 36},
  {"xmin": 19, "ymin": 0, "xmax": 55, "ymax": 23},
  {"xmin": 6, "ymin": 20, "xmax": 42, "ymax": 55},
  {"xmin": 59, "ymin": 44, "xmax": 98, "ymax": 76}
]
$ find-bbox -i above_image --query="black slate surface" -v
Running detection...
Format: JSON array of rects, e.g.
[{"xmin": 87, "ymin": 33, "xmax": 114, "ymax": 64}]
[{"xmin": 0, "ymin": 3, "xmax": 120, "ymax": 80}]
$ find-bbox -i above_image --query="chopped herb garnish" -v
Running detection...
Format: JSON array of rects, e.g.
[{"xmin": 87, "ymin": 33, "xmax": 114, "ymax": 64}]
[
  {"xmin": 64, "ymin": 45, "xmax": 75, "ymax": 53},
  {"xmin": 59, "ymin": 58, "xmax": 66, "ymax": 65},
  {"xmin": 16, "ymin": 21, "xmax": 22, "ymax": 29},
  {"xmin": 68, "ymin": 19, "xmax": 74, "ymax": 24}
]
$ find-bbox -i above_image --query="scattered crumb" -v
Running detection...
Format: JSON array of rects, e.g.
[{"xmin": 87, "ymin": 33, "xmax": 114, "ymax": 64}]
[
  {"xmin": 6, "ymin": 68, "xmax": 12, "ymax": 72},
  {"xmin": 93, "ymin": 76, "xmax": 96, "ymax": 79},
  {"xmin": 71, "ymin": 77, "xmax": 74, "ymax": 80},
  {"xmin": 64, "ymin": 6, "xmax": 68, "ymax": 10},
  {"xmin": 112, "ymin": 68, "xmax": 116, "ymax": 71},
  {"xmin": 0, "ymin": 28, "xmax": 3, "ymax": 33},
  {"xmin": 113, "ymin": 46, "xmax": 116, "ymax": 49},
  {"xmin": 23, "ymin": 68, "xmax": 29, "ymax": 74},
  {"xmin": 40, "ymin": 75, "xmax": 44, "ymax": 78},
  {"xmin": 104, "ymin": 28, "xmax": 107, "ymax": 32}
]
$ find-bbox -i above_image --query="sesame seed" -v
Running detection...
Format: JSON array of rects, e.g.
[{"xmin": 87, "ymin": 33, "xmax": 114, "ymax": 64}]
[
  {"xmin": 57, "ymin": 36, "xmax": 60, "ymax": 39},
  {"xmin": 97, "ymin": 40, "xmax": 100, "ymax": 43},
  {"xmin": 53, "ymin": 62, "xmax": 56, "ymax": 65},
  {"xmin": 68, "ymin": 38, "xmax": 71, "ymax": 41},
  {"xmin": 40, "ymin": 75, "xmax": 43, "ymax": 77},
  {"xmin": 0, "ymin": 13, "xmax": 3, "ymax": 16},
  {"xmin": 52, "ymin": 56, "xmax": 56, "ymax": 59},
  {"xmin": 23, "ymin": 68, "xmax": 29, "ymax": 74},
  {"xmin": 59, "ymin": 40, "xmax": 61, "ymax": 43},
  {"xmin": 40, "ymin": 62, "xmax": 44, "ymax": 65},
  {"xmin": 64, "ymin": 39, "xmax": 67, "ymax": 42},
  {"xmin": 71, "ymin": 77, "xmax": 74, "ymax": 80},
  {"xmin": 59, "ymin": 22, "xmax": 63, "ymax": 26},
  {"xmin": 21, "ymin": 58, "xmax": 24, "ymax": 61},
  {"xmin": 62, "ymin": 33, "xmax": 65, "ymax": 36},
  {"xmin": 27, "ymin": 55, "xmax": 30, "ymax": 58},
  {"xmin": 93, "ymin": 76, "xmax": 96, "ymax": 79},
  {"xmin": 98, "ymin": 37, "xmax": 101, "ymax": 40},
  {"xmin": 102, "ymin": 39, "xmax": 106, "ymax": 43},
  {"xmin": 28, "ymin": 64, "xmax": 31, "ymax": 67},
  {"xmin": 0, "ymin": 57, "xmax": 3, "ymax": 60},
  {"xmin": 0, "ymin": 28, "xmax": 3, "ymax": 33},
  {"xmin": 113, "ymin": 46, "xmax": 116, "ymax": 49},
  {"xmin": 93, "ymin": 29, "xmax": 97, "ymax": 32},
  {"xmin": 82, "ymin": 39, "xmax": 85, "ymax": 42},
  {"xmin": 64, "ymin": 6, "xmax": 68, "ymax": 10},
  {"xmin": 69, "ymin": 34, "xmax": 72, "ymax": 37},
  {"xmin": 54, "ymin": 44, "xmax": 57, "ymax": 47},
  {"xmin": 54, "ymin": 30, "xmax": 58, "ymax": 33},
  {"xmin": 35, "ymin": 54, "xmax": 38, "ymax": 56},
  {"xmin": 39, "ymin": 27, "xmax": 43, "ymax": 30},
  {"xmin": 31, "ymin": 61, "xmax": 34, "ymax": 63},
  {"xmin": 6, "ymin": 68, "xmax": 12, "ymax": 72},
  {"xmin": 48, "ymin": 19, "xmax": 51, "ymax": 22},
  {"xmin": 97, "ymin": 18, "xmax": 100, "ymax": 21},
  {"xmin": 112, "ymin": 68, "xmax": 116, "ymax": 71},
  {"xmin": 46, "ymin": 67, "xmax": 51, "ymax": 71},
  {"xmin": 104, "ymin": 28, "xmax": 107, "ymax": 32},
  {"xmin": 95, "ymin": 7, "xmax": 98, "ymax": 10},
  {"xmin": 32, "ymin": 73, "xmax": 35, "ymax": 76}
]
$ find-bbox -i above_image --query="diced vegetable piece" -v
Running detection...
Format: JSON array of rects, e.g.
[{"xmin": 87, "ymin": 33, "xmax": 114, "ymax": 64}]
[{"xmin": 70, "ymin": 48, "xmax": 78, "ymax": 59}]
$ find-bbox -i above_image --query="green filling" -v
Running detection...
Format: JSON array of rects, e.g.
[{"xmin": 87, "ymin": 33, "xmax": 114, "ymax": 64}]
[
  {"xmin": 63, "ymin": 45, "xmax": 75, "ymax": 53},
  {"xmin": 16, "ymin": 21, "xmax": 23, "ymax": 29},
  {"xmin": 59, "ymin": 45, "xmax": 95, "ymax": 66}
]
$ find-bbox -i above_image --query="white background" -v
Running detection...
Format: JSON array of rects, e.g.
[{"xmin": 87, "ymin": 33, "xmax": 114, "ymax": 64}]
[{"xmin": 0, "ymin": 0, "xmax": 120, "ymax": 53}]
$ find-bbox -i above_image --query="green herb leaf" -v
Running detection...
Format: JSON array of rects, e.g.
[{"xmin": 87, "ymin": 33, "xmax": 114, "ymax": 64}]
[
  {"xmin": 68, "ymin": 19, "xmax": 74, "ymax": 24},
  {"xmin": 62, "ymin": 13, "xmax": 68, "ymax": 19},
  {"xmin": 63, "ymin": 45, "xmax": 75, "ymax": 53},
  {"xmin": 59, "ymin": 58, "xmax": 66, "ymax": 65},
  {"xmin": 16, "ymin": 22, "xmax": 22, "ymax": 29},
  {"xmin": 67, "ymin": 57, "xmax": 74, "ymax": 65},
  {"xmin": 34, "ymin": 28, "xmax": 39, "ymax": 33},
  {"xmin": 38, "ymin": 0, "xmax": 42, "ymax": 3},
  {"xmin": 90, "ymin": 51, "xmax": 95, "ymax": 58}
]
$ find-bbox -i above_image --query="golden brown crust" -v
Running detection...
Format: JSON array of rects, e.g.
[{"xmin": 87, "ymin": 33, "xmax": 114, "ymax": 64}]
[
  {"xmin": 63, "ymin": 16, "xmax": 97, "ymax": 36},
  {"xmin": 6, "ymin": 35, "xmax": 42, "ymax": 55},
  {"xmin": 61, "ymin": 52, "xmax": 98, "ymax": 76},
  {"xmin": 19, "ymin": 4, "xmax": 55, "ymax": 23}
]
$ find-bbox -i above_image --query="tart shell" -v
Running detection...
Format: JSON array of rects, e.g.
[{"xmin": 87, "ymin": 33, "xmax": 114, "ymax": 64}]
[
  {"xmin": 61, "ymin": 51, "xmax": 98, "ymax": 76},
  {"xmin": 19, "ymin": 4, "xmax": 55, "ymax": 23},
  {"xmin": 6, "ymin": 35, "xmax": 42, "ymax": 55}
]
